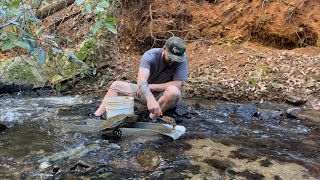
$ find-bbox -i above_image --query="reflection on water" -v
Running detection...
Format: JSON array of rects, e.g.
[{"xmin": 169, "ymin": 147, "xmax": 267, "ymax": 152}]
[{"xmin": 0, "ymin": 96, "xmax": 319, "ymax": 179}]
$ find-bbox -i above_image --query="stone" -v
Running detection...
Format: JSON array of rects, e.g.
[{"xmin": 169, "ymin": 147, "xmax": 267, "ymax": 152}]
[
  {"xmin": 285, "ymin": 95, "xmax": 306, "ymax": 105},
  {"xmin": 0, "ymin": 57, "xmax": 48, "ymax": 88},
  {"xmin": 258, "ymin": 109, "xmax": 284, "ymax": 121},
  {"xmin": 216, "ymin": 103, "xmax": 237, "ymax": 116},
  {"xmin": 236, "ymin": 104, "xmax": 258, "ymax": 118},
  {"xmin": 286, "ymin": 108, "xmax": 301, "ymax": 118},
  {"xmin": 100, "ymin": 114, "xmax": 138, "ymax": 131},
  {"xmin": 213, "ymin": 85, "xmax": 223, "ymax": 93},
  {"xmin": 0, "ymin": 123, "xmax": 8, "ymax": 131}
]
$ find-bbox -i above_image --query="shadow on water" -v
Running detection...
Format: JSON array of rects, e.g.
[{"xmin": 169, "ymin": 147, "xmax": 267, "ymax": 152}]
[{"xmin": 0, "ymin": 96, "xmax": 319, "ymax": 179}]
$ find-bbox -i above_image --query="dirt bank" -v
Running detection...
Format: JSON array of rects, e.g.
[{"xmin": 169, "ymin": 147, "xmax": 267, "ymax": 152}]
[{"xmin": 113, "ymin": 0, "xmax": 320, "ymax": 108}]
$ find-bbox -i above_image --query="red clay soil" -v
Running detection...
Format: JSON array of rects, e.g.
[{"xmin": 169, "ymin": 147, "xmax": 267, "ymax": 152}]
[{"xmin": 116, "ymin": 0, "xmax": 320, "ymax": 108}]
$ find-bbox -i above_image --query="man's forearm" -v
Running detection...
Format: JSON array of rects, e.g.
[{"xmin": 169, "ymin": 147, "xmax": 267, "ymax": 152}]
[{"xmin": 139, "ymin": 80, "xmax": 154, "ymax": 100}]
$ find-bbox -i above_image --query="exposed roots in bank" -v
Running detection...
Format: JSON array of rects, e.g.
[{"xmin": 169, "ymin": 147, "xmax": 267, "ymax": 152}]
[{"xmin": 249, "ymin": 24, "xmax": 318, "ymax": 49}]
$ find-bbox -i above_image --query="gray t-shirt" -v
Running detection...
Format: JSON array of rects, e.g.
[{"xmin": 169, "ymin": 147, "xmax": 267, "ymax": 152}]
[{"xmin": 139, "ymin": 48, "xmax": 188, "ymax": 84}]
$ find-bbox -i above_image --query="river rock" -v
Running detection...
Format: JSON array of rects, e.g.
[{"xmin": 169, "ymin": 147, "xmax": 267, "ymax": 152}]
[
  {"xmin": 0, "ymin": 123, "xmax": 8, "ymax": 131},
  {"xmin": 286, "ymin": 108, "xmax": 300, "ymax": 118},
  {"xmin": 216, "ymin": 103, "xmax": 237, "ymax": 117},
  {"xmin": 100, "ymin": 114, "xmax": 138, "ymax": 131},
  {"xmin": 236, "ymin": 104, "xmax": 258, "ymax": 118},
  {"xmin": 0, "ymin": 57, "xmax": 49, "ymax": 88},
  {"xmin": 258, "ymin": 109, "xmax": 284, "ymax": 121},
  {"xmin": 285, "ymin": 95, "xmax": 306, "ymax": 105}
]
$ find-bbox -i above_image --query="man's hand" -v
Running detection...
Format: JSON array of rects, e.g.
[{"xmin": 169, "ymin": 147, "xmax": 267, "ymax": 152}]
[
  {"xmin": 137, "ymin": 67, "xmax": 162, "ymax": 118},
  {"xmin": 135, "ymin": 87, "xmax": 142, "ymax": 98},
  {"xmin": 147, "ymin": 97, "xmax": 162, "ymax": 119}
]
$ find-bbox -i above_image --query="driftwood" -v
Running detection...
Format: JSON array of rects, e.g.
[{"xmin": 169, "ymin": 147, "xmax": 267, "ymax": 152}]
[{"xmin": 36, "ymin": 0, "xmax": 75, "ymax": 19}]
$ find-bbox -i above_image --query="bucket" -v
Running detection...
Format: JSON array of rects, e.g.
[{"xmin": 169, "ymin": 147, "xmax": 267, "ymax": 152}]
[{"xmin": 104, "ymin": 96, "xmax": 134, "ymax": 119}]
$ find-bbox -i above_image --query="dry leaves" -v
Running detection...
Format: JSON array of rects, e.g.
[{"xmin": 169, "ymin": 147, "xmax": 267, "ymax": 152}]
[{"xmin": 183, "ymin": 49, "xmax": 320, "ymax": 107}]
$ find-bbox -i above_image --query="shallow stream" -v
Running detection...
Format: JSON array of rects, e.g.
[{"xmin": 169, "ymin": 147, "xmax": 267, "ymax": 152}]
[{"xmin": 0, "ymin": 96, "xmax": 319, "ymax": 179}]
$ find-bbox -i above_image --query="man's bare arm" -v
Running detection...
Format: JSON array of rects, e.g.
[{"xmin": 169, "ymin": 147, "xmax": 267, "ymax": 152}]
[
  {"xmin": 137, "ymin": 67, "xmax": 153, "ymax": 99},
  {"xmin": 137, "ymin": 67, "xmax": 162, "ymax": 117}
]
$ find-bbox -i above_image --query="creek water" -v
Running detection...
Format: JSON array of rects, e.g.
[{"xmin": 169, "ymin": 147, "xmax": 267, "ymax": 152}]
[{"xmin": 0, "ymin": 96, "xmax": 319, "ymax": 179}]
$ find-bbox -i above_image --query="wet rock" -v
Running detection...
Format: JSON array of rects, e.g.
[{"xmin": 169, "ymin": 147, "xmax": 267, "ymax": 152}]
[
  {"xmin": 229, "ymin": 148, "xmax": 259, "ymax": 161},
  {"xmin": 204, "ymin": 158, "xmax": 234, "ymax": 171},
  {"xmin": 259, "ymin": 159, "xmax": 273, "ymax": 167},
  {"xmin": 0, "ymin": 123, "xmax": 8, "ymax": 131},
  {"xmin": 0, "ymin": 84, "xmax": 33, "ymax": 94},
  {"xmin": 70, "ymin": 160, "xmax": 92, "ymax": 171},
  {"xmin": 37, "ymin": 88, "xmax": 51, "ymax": 97},
  {"xmin": 39, "ymin": 162, "xmax": 51, "ymax": 169},
  {"xmin": 236, "ymin": 104, "xmax": 258, "ymax": 118},
  {"xmin": 274, "ymin": 175, "xmax": 283, "ymax": 180},
  {"xmin": 100, "ymin": 114, "xmax": 138, "ymax": 131},
  {"xmin": 175, "ymin": 100, "xmax": 197, "ymax": 117},
  {"xmin": 108, "ymin": 143, "xmax": 121, "ymax": 149},
  {"xmin": 134, "ymin": 102, "xmax": 148, "ymax": 116},
  {"xmin": 285, "ymin": 95, "xmax": 307, "ymax": 105},
  {"xmin": 149, "ymin": 171, "xmax": 164, "ymax": 179},
  {"xmin": 258, "ymin": 109, "xmax": 284, "ymax": 121},
  {"xmin": 228, "ymin": 169, "xmax": 265, "ymax": 180},
  {"xmin": 0, "ymin": 93, "xmax": 12, "ymax": 98},
  {"xmin": 38, "ymin": 144, "xmax": 100, "ymax": 163},
  {"xmin": 135, "ymin": 151, "xmax": 163, "ymax": 171},
  {"xmin": 216, "ymin": 103, "xmax": 237, "ymax": 117},
  {"xmin": 174, "ymin": 106, "xmax": 189, "ymax": 116},
  {"xmin": 52, "ymin": 166, "xmax": 60, "ymax": 173},
  {"xmin": 286, "ymin": 108, "xmax": 301, "ymax": 119}
]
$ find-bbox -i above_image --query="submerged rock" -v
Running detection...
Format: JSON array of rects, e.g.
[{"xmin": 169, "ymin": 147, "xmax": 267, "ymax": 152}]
[
  {"xmin": 135, "ymin": 151, "xmax": 163, "ymax": 171},
  {"xmin": 0, "ymin": 123, "xmax": 8, "ymax": 131},
  {"xmin": 38, "ymin": 144, "xmax": 100, "ymax": 163},
  {"xmin": 236, "ymin": 104, "xmax": 258, "ymax": 118},
  {"xmin": 258, "ymin": 109, "xmax": 284, "ymax": 121},
  {"xmin": 216, "ymin": 104, "xmax": 237, "ymax": 117}
]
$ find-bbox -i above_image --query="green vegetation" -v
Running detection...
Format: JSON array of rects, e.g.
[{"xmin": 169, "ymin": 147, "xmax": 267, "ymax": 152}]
[{"xmin": 0, "ymin": 0, "xmax": 119, "ymax": 88}]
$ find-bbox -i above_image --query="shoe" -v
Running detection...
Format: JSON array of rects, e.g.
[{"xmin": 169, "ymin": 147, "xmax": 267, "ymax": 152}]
[{"xmin": 88, "ymin": 112, "xmax": 104, "ymax": 120}]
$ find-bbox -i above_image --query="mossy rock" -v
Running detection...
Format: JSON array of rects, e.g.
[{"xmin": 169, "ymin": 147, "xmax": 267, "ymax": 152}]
[{"xmin": 0, "ymin": 56, "xmax": 49, "ymax": 87}]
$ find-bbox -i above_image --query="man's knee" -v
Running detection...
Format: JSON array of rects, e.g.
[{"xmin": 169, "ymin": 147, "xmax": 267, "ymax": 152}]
[
  {"xmin": 164, "ymin": 85, "xmax": 181, "ymax": 100},
  {"xmin": 110, "ymin": 81, "xmax": 125, "ymax": 89}
]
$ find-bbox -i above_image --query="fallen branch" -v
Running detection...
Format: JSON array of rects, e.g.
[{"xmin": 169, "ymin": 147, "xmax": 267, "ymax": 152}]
[{"xmin": 36, "ymin": 0, "xmax": 75, "ymax": 19}]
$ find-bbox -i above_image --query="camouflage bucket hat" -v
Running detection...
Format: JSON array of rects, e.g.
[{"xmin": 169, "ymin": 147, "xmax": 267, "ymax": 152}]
[{"xmin": 165, "ymin": 37, "xmax": 187, "ymax": 62}]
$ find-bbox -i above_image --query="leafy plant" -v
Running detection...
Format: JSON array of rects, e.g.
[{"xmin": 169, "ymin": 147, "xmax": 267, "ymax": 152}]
[
  {"xmin": 77, "ymin": 0, "xmax": 119, "ymax": 35},
  {"xmin": 0, "ymin": 0, "xmax": 119, "ymax": 89},
  {"xmin": 260, "ymin": 66, "xmax": 270, "ymax": 76},
  {"xmin": 247, "ymin": 77, "xmax": 258, "ymax": 85}
]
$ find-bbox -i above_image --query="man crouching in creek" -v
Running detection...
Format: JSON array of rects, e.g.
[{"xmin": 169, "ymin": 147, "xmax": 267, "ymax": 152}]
[{"xmin": 93, "ymin": 36, "xmax": 188, "ymax": 120}]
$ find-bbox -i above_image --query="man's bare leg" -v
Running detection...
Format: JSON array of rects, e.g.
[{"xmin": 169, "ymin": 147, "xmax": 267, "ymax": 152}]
[
  {"xmin": 94, "ymin": 81, "xmax": 134, "ymax": 116},
  {"xmin": 149, "ymin": 85, "xmax": 181, "ymax": 119}
]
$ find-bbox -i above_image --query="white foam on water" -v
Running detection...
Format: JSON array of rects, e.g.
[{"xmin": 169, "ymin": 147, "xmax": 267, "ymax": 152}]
[{"xmin": 0, "ymin": 96, "xmax": 92, "ymax": 123}]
